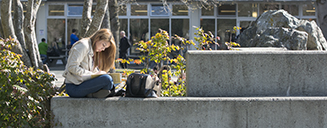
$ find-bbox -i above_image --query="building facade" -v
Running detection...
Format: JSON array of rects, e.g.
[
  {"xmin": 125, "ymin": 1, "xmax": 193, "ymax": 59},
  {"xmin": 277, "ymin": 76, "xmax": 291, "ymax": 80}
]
[{"xmin": 5, "ymin": 0, "xmax": 318, "ymax": 55}]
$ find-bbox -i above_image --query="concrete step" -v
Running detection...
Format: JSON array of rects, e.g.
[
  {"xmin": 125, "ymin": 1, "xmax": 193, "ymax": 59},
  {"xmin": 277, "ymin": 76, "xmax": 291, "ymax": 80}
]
[
  {"xmin": 186, "ymin": 50, "xmax": 327, "ymax": 97},
  {"xmin": 51, "ymin": 96, "xmax": 327, "ymax": 128}
]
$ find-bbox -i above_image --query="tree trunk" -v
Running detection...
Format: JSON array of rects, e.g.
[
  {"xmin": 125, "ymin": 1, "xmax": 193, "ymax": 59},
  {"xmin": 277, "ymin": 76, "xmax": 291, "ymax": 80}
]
[
  {"xmin": 24, "ymin": 0, "xmax": 43, "ymax": 68},
  {"xmin": 317, "ymin": 0, "xmax": 327, "ymax": 40},
  {"xmin": 13, "ymin": 0, "xmax": 26, "ymax": 49},
  {"xmin": 101, "ymin": 6, "xmax": 110, "ymax": 29},
  {"xmin": 1, "ymin": 0, "xmax": 16, "ymax": 39},
  {"xmin": 0, "ymin": 17, "xmax": 3, "ymax": 37},
  {"xmin": 12, "ymin": 0, "xmax": 32, "ymax": 67},
  {"xmin": 79, "ymin": 0, "xmax": 92, "ymax": 38},
  {"xmin": 109, "ymin": 0, "xmax": 120, "ymax": 60},
  {"xmin": 84, "ymin": 0, "xmax": 108, "ymax": 37},
  {"xmin": 1, "ymin": 0, "xmax": 32, "ymax": 67}
]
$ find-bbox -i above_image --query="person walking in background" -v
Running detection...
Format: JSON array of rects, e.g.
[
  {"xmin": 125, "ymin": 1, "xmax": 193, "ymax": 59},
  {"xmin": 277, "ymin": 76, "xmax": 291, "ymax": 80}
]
[
  {"xmin": 119, "ymin": 31, "xmax": 130, "ymax": 69},
  {"xmin": 70, "ymin": 29, "xmax": 79, "ymax": 46},
  {"xmin": 63, "ymin": 29, "xmax": 116, "ymax": 98},
  {"xmin": 38, "ymin": 38, "xmax": 48, "ymax": 64}
]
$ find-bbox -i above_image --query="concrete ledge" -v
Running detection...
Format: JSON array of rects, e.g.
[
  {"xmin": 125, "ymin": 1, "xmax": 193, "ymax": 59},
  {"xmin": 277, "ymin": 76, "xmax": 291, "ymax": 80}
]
[
  {"xmin": 186, "ymin": 50, "xmax": 327, "ymax": 97},
  {"xmin": 231, "ymin": 47, "xmax": 287, "ymax": 51},
  {"xmin": 52, "ymin": 96, "xmax": 327, "ymax": 128}
]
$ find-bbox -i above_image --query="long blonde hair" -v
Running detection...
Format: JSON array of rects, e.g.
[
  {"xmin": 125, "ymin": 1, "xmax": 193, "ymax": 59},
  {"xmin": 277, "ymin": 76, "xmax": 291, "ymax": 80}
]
[{"xmin": 90, "ymin": 29, "xmax": 116, "ymax": 72}]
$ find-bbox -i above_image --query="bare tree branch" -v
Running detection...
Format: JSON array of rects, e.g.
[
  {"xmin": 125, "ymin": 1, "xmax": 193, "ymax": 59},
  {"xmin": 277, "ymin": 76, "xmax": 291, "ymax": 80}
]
[
  {"xmin": 0, "ymin": 17, "xmax": 3, "ymax": 38},
  {"xmin": 24, "ymin": 0, "xmax": 43, "ymax": 68},
  {"xmin": 85, "ymin": 0, "xmax": 108, "ymax": 37},
  {"xmin": 1, "ymin": 0, "xmax": 16, "ymax": 39},
  {"xmin": 108, "ymin": 0, "xmax": 120, "ymax": 60},
  {"xmin": 13, "ymin": 0, "xmax": 26, "ymax": 49},
  {"xmin": 101, "ymin": 7, "xmax": 110, "ymax": 29},
  {"xmin": 79, "ymin": 0, "xmax": 92, "ymax": 38}
]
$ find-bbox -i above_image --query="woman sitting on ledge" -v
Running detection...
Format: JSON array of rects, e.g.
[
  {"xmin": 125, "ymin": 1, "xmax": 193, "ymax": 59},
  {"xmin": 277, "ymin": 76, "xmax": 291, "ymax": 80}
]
[{"xmin": 62, "ymin": 29, "xmax": 116, "ymax": 98}]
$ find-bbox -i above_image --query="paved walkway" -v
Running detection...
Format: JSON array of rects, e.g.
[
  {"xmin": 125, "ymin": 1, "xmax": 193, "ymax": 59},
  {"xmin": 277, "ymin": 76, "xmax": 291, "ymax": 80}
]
[{"xmin": 48, "ymin": 64, "xmax": 65, "ymax": 88}]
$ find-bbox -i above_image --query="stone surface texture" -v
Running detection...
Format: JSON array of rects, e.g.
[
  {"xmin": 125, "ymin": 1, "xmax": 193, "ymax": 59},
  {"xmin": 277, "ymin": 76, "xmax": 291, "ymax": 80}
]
[
  {"xmin": 237, "ymin": 9, "xmax": 327, "ymax": 50},
  {"xmin": 52, "ymin": 96, "xmax": 327, "ymax": 128},
  {"xmin": 186, "ymin": 50, "xmax": 327, "ymax": 97}
]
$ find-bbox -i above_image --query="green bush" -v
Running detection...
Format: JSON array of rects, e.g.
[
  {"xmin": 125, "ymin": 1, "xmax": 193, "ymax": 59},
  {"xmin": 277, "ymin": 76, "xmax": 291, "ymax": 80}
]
[
  {"xmin": 136, "ymin": 29, "xmax": 190, "ymax": 97},
  {"xmin": 0, "ymin": 38, "xmax": 57, "ymax": 127},
  {"xmin": 117, "ymin": 27, "xmax": 240, "ymax": 97}
]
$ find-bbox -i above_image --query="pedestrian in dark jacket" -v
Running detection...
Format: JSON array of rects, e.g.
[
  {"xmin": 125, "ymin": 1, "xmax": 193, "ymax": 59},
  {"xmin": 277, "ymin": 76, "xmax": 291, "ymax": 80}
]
[{"xmin": 119, "ymin": 31, "xmax": 130, "ymax": 69}]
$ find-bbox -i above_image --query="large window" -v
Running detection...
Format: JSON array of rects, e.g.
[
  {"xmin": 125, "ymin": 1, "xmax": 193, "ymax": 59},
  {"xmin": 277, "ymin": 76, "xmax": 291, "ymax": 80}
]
[
  {"xmin": 68, "ymin": 4, "xmax": 83, "ymax": 16},
  {"xmin": 171, "ymin": 19, "xmax": 189, "ymax": 57},
  {"xmin": 171, "ymin": 19, "xmax": 189, "ymax": 38},
  {"xmin": 130, "ymin": 19, "xmax": 148, "ymax": 55},
  {"xmin": 259, "ymin": 4, "xmax": 279, "ymax": 15},
  {"xmin": 238, "ymin": 3, "xmax": 258, "ymax": 17},
  {"xmin": 201, "ymin": 5, "xmax": 214, "ymax": 16},
  {"xmin": 282, "ymin": 4, "xmax": 299, "ymax": 16},
  {"xmin": 47, "ymin": 19, "xmax": 65, "ymax": 54},
  {"xmin": 151, "ymin": 5, "xmax": 169, "ymax": 16},
  {"xmin": 150, "ymin": 19, "xmax": 169, "ymax": 36},
  {"xmin": 201, "ymin": 19, "xmax": 216, "ymax": 49},
  {"xmin": 119, "ymin": 5, "xmax": 127, "ymax": 16},
  {"xmin": 217, "ymin": 19, "xmax": 236, "ymax": 43},
  {"xmin": 303, "ymin": 3, "xmax": 316, "ymax": 16},
  {"xmin": 218, "ymin": 4, "xmax": 236, "ymax": 16},
  {"xmin": 119, "ymin": 19, "xmax": 128, "ymax": 37},
  {"xmin": 172, "ymin": 5, "xmax": 188, "ymax": 16},
  {"xmin": 201, "ymin": 19, "xmax": 215, "ymax": 36},
  {"xmin": 131, "ymin": 5, "xmax": 147, "ymax": 16},
  {"xmin": 171, "ymin": 19, "xmax": 189, "ymax": 45},
  {"xmin": 67, "ymin": 19, "xmax": 81, "ymax": 46},
  {"xmin": 48, "ymin": 5, "xmax": 64, "ymax": 16}
]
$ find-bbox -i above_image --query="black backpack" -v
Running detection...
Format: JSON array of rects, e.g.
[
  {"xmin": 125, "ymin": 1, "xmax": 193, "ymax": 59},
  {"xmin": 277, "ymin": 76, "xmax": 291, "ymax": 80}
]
[{"xmin": 125, "ymin": 73, "xmax": 160, "ymax": 98}]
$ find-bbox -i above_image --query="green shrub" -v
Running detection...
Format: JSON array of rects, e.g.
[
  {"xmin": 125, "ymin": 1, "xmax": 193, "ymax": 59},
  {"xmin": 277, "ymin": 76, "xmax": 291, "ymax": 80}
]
[
  {"xmin": 192, "ymin": 26, "xmax": 218, "ymax": 50},
  {"xmin": 0, "ymin": 37, "xmax": 57, "ymax": 127},
  {"xmin": 135, "ymin": 29, "xmax": 190, "ymax": 97},
  {"xmin": 117, "ymin": 27, "xmax": 240, "ymax": 97}
]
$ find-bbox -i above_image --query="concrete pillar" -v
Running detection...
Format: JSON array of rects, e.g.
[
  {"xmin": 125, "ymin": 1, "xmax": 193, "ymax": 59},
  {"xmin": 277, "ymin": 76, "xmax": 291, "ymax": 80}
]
[
  {"xmin": 189, "ymin": 2, "xmax": 200, "ymax": 50},
  {"xmin": 36, "ymin": 3, "xmax": 47, "ymax": 44}
]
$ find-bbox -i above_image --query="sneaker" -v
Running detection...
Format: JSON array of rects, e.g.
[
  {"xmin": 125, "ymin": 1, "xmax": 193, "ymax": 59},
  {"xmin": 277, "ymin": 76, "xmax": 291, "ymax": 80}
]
[{"xmin": 107, "ymin": 87, "xmax": 116, "ymax": 97}]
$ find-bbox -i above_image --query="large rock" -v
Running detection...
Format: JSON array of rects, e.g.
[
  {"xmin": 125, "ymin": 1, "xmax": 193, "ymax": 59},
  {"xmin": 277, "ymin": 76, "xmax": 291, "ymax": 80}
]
[{"xmin": 238, "ymin": 9, "xmax": 327, "ymax": 50}]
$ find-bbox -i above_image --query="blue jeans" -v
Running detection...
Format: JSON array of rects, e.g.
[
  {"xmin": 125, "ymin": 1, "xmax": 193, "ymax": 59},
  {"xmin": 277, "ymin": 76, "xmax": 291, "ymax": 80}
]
[
  {"xmin": 66, "ymin": 74, "xmax": 114, "ymax": 98},
  {"xmin": 40, "ymin": 54, "xmax": 47, "ymax": 64}
]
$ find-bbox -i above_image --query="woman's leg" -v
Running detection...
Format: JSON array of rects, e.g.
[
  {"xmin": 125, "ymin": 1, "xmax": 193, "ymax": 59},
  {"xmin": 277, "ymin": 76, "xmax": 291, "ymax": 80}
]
[{"xmin": 66, "ymin": 74, "xmax": 114, "ymax": 98}]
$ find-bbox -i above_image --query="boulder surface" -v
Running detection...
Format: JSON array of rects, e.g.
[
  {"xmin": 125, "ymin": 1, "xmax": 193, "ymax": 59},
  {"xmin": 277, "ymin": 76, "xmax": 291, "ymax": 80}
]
[{"xmin": 237, "ymin": 10, "xmax": 327, "ymax": 50}]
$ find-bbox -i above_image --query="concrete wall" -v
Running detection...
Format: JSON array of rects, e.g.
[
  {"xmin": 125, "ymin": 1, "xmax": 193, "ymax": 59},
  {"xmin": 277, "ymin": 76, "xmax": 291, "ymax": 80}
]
[
  {"xmin": 186, "ymin": 50, "xmax": 327, "ymax": 97},
  {"xmin": 36, "ymin": 3, "xmax": 47, "ymax": 44},
  {"xmin": 52, "ymin": 96, "xmax": 327, "ymax": 128},
  {"xmin": 51, "ymin": 50, "xmax": 327, "ymax": 127}
]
